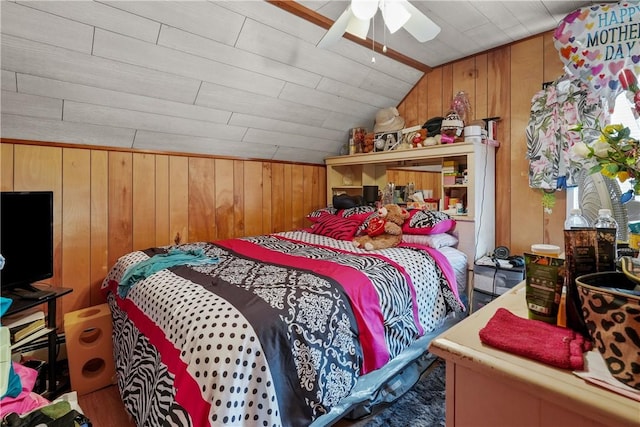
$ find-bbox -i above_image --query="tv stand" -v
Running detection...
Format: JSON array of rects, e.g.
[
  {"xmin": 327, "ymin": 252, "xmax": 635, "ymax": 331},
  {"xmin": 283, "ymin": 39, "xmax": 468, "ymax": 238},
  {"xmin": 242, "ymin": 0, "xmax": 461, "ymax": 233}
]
[
  {"xmin": 22, "ymin": 283, "xmax": 48, "ymax": 293},
  {"xmin": 2, "ymin": 286, "xmax": 73, "ymax": 398},
  {"xmin": 9, "ymin": 285, "xmax": 56, "ymax": 301}
]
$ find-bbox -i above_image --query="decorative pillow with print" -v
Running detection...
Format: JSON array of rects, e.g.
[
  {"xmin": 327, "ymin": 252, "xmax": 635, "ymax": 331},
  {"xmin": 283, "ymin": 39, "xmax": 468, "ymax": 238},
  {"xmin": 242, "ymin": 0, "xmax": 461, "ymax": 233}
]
[
  {"xmin": 310, "ymin": 213, "xmax": 362, "ymax": 240},
  {"xmin": 402, "ymin": 210, "xmax": 456, "ymax": 235},
  {"xmin": 337, "ymin": 205, "xmax": 376, "ymax": 222},
  {"xmin": 306, "ymin": 207, "xmax": 338, "ymax": 223},
  {"xmin": 356, "ymin": 210, "xmax": 381, "ymax": 236}
]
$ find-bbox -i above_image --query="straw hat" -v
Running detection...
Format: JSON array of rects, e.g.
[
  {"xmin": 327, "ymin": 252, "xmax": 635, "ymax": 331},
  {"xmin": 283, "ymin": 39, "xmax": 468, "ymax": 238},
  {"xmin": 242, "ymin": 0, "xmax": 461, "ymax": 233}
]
[{"xmin": 374, "ymin": 107, "xmax": 405, "ymax": 133}]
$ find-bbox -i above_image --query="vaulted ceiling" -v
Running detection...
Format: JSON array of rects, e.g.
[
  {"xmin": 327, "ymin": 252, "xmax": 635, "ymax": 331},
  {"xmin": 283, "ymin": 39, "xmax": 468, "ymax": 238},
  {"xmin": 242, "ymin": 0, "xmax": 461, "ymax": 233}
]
[{"xmin": 1, "ymin": 1, "xmax": 590, "ymax": 164}]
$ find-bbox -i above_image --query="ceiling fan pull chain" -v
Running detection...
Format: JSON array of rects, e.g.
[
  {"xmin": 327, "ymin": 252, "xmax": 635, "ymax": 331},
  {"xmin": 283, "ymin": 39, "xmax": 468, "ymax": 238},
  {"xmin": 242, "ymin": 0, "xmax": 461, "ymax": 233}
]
[
  {"xmin": 371, "ymin": 15, "xmax": 376, "ymax": 63},
  {"xmin": 383, "ymin": 13, "xmax": 388, "ymax": 53}
]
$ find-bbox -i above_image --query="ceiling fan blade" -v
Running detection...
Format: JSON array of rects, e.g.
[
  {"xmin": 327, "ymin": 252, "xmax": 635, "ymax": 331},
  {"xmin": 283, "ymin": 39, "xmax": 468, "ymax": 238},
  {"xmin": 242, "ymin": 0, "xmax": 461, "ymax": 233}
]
[
  {"xmin": 381, "ymin": 0, "xmax": 411, "ymax": 34},
  {"xmin": 399, "ymin": 0, "xmax": 441, "ymax": 42},
  {"xmin": 345, "ymin": 15, "xmax": 371, "ymax": 39},
  {"xmin": 317, "ymin": 6, "xmax": 355, "ymax": 48}
]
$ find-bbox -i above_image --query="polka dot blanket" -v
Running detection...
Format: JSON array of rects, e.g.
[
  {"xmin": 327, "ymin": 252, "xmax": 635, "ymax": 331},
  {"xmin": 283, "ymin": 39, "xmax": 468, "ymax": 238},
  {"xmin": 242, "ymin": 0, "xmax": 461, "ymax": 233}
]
[{"xmin": 102, "ymin": 231, "xmax": 464, "ymax": 427}]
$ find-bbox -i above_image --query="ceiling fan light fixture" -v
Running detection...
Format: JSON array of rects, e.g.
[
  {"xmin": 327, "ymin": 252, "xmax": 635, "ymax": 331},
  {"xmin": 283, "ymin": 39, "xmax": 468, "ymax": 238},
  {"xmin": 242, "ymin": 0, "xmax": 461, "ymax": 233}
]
[
  {"xmin": 317, "ymin": 0, "xmax": 441, "ymax": 49},
  {"xmin": 381, "ymin": 0, "xmax": 410, "ymax": 34},
  {"xmin": 351, "ymin": 0, "xmax": 378, "ymax": 20},
  {"xmin": 345, "ymin": 16, "xmax": 370, "ymax": 39}
]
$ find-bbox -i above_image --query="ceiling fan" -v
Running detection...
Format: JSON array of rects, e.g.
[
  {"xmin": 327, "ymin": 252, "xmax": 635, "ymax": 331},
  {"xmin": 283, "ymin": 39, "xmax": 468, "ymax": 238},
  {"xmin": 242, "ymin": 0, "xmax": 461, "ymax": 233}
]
[{"xmin": 318, "ymin": 0, "xmax": 441, "ymax": 48}]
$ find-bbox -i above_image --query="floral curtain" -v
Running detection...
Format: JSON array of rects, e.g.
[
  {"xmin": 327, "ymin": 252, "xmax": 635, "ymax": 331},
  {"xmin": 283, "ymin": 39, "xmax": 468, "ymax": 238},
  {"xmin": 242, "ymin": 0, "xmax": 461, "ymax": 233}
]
[{"xmin": 526, "ymin": 74, "xmax": 609, "ymax": 190}]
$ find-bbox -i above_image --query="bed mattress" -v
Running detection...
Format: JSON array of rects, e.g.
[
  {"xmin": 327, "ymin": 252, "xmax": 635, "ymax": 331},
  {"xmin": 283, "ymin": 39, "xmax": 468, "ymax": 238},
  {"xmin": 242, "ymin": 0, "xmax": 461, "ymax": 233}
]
[{"xmin": 439, "ymin": 245, "xmax": 468, "ymax": 295}]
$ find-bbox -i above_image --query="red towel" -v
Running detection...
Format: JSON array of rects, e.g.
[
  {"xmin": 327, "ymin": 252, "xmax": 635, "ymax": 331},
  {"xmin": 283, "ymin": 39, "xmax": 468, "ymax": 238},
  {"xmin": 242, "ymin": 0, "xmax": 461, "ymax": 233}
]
[{"xmin": 478, "ymin": 308, "xmax": 592, "ymax": 370}]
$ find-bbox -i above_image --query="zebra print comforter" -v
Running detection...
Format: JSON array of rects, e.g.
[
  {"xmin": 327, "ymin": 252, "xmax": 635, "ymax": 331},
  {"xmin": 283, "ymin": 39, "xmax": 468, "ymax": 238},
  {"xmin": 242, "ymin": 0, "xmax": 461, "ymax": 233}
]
[{"xmin": 102, "ymin": 231, "xmax": 464, "ymax": 427}]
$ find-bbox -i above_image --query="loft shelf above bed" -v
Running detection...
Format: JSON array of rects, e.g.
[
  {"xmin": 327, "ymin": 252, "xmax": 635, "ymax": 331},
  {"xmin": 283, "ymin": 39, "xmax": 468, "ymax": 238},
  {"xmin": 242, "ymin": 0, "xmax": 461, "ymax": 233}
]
[
  {"xmin": 325, "ymin": 141, "xmax": 496, "ymax": 269},
  {"xmin": 325, "ymin": 142, "xmax": 478, "ymax": 166}
]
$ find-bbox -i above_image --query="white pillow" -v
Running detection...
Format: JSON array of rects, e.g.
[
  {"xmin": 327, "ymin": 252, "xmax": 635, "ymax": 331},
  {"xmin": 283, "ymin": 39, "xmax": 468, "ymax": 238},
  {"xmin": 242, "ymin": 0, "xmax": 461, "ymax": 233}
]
[{"xmin": 402, "ymin": 233, "xmax": 458, "ymax": 249}]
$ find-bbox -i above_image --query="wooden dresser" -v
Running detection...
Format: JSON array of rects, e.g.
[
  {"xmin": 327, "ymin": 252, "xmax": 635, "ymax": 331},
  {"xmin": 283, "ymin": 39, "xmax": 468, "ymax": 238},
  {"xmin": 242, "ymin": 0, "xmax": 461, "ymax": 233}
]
[{"xmin": 429, "ymin": 283, "xmax": 640, "ymax": 427}]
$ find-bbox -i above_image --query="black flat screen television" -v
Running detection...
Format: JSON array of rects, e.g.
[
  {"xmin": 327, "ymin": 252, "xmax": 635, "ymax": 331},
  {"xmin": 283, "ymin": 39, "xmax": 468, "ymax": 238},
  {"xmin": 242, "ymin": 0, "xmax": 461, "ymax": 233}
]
[{"xmin": 0, "ymin": 191, "xmax": 54, "ymax": 294}]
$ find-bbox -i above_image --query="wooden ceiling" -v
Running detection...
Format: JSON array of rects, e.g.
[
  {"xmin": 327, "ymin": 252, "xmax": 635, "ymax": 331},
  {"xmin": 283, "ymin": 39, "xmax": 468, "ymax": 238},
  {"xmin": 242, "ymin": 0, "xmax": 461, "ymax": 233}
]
[{"xmin": 1, "ymin": 1, "xmax": 589, "ymax": 164}]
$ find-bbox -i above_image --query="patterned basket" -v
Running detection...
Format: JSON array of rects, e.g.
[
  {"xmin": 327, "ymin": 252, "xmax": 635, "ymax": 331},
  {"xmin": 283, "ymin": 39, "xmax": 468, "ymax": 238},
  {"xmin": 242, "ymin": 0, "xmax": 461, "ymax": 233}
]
[{"xmin": 575, "ymin": 272, "xmax": 640, "ymax": 391}]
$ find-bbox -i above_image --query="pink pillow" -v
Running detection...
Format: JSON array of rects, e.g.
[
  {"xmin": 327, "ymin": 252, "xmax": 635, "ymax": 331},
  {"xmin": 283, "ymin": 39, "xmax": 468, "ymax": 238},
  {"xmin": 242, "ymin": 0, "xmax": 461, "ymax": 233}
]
[
  {"xmin": 310, "ymin": 214, "xmax": 362, "ymax": 240},
  {"xmin": 402, "ymin": 210, "xmax": 456, "ymax": 235},
  {"xmin": 306, "ymin": 207, "xmax": 337, "ymax": 223},
  {"xmin": 337, "ymin": 206, "xmax": 376, "ymax": 222}
]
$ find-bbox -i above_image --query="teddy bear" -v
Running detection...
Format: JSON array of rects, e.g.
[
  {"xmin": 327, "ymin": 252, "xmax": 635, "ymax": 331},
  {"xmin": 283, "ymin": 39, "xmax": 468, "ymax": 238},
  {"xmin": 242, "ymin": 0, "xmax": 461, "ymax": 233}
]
[{"xmin": 353, "ymin": 204, "xmax": 410, "ymax": 250}]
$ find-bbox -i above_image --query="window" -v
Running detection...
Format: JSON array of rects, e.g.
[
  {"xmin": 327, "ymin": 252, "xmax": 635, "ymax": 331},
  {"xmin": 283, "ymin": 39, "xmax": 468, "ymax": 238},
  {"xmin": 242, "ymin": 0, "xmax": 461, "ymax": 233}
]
[
  {"xmin": 611, "ymin": 94, "xmax": 640, "ymax": 139},
  {"xmin": 567, "ymin": 92, "xmax": 640, "ymax": 214},
  {"xmin": 611, "ymin": 94, "xmax": 640, "ymax": 196}
]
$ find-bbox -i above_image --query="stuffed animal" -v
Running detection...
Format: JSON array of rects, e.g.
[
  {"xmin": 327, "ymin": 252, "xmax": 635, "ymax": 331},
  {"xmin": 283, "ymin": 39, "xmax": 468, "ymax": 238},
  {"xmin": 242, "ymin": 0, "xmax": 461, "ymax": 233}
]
[
  {"xmin": 440, "ymin": 110, "xmax": 465, "ymax": 144},
  {"xmin": 353, "ymin": 204, "xmax": 410, "ymax": 250},
  {"xmin": 411, "ymin": 129, "xmax": 427, "ymax": 148}
]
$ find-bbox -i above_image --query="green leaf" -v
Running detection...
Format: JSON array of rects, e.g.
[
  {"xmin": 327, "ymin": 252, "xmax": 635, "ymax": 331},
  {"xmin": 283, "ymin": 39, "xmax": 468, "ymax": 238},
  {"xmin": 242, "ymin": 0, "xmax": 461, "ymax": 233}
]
[
  {"xmin": 589, "ymin": 164, "xmax": 603, "ymax": 174},
  {"xmin": 541, "ymin": 192, "xmax": 556, "ymax": 210},
  {"xmin": 619, "ymin": 127, "xmax": 631, "ymax": 139}
]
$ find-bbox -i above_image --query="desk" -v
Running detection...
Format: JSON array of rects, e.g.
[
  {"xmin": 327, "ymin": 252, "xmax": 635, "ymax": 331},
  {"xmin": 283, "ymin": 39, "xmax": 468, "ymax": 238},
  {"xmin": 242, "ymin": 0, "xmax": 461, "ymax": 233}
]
[
  {"xmin": 3, "ymin": 286, "xmax": 73, "ymax": 398},
  {"xmin": 429, "ymin": 282, "xmax": 639, "ymax": 427}
]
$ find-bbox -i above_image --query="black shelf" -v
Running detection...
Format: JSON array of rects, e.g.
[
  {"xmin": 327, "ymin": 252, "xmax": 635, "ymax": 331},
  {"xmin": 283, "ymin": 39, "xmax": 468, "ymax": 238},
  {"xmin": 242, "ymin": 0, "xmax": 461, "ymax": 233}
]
[{"xmin": 2, "ymin": 285, "xmax": 73, "ymax": 399}]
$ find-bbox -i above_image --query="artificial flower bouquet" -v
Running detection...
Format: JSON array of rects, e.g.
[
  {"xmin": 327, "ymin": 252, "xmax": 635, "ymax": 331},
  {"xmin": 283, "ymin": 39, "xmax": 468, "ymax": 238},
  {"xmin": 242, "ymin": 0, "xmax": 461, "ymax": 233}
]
[{"xmin": 571, "ymin": 123, "xmax": 640, "ymax": 194}]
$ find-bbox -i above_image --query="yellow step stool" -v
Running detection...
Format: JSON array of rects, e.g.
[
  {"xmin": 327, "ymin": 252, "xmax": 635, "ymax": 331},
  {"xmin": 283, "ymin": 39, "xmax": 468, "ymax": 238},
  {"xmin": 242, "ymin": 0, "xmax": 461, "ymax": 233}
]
[{"xmin": 64, "ymin": 303, "xmax": 115, "ymax": 396}]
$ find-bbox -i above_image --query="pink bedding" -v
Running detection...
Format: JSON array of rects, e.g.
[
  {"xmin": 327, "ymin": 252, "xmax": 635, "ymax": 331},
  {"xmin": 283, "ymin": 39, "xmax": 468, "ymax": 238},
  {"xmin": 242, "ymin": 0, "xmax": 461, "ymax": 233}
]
[{"xmin": 102, "ymin": 230, "xmax": 464, "ymax": 427}]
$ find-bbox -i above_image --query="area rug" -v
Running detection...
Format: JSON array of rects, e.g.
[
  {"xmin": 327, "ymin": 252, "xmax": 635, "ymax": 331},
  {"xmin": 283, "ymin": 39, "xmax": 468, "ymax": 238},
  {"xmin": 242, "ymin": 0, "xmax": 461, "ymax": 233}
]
[{"xmin": 362, "ymin": 359, "xmax": 445, "ymax": 427}]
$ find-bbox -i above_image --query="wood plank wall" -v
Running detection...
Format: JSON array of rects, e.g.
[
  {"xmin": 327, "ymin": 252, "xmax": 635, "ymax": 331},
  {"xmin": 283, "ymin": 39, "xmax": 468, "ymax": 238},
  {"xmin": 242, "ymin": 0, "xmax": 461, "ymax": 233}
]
[
  {"xmin": 0, "ymin": 141, "xmax": 326, "ymax": 322},
  {"xmin": 386, "ymin": 169, "xmax": 441, "ymax": 200},
  {"xmin": 397, "ymin": 30, "xmax": 567, "ymax": 256},
  {"xmin": 1, "ymin": 30, "xmax": 568, "ymax": 321}
]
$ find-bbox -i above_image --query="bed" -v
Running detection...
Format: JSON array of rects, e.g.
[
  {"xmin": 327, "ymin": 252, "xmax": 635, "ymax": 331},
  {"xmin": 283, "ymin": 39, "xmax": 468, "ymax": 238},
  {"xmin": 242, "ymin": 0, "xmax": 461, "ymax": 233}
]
[{"xmin": 102, "ymin": 216, "xmax": 467, "ymax": 427}]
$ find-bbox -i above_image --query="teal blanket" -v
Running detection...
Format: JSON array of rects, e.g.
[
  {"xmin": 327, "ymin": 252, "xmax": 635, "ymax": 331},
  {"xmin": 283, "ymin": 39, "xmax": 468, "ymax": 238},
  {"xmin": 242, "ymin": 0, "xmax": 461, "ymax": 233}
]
[{"xmin": 118, "ymin": 248, "xmax": 219, "ymax": 297}]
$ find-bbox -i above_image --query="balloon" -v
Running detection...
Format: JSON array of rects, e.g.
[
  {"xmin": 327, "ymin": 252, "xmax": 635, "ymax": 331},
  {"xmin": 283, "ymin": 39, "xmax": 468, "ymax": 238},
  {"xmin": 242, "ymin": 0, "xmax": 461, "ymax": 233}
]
[{"xmin": 553, "ymin": 1, "xmax": 640, "ymax": 110}]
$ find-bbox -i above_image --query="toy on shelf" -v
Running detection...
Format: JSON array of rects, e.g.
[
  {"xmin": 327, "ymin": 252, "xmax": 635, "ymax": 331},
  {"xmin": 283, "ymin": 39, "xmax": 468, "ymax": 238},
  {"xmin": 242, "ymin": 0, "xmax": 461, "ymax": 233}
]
[
  {"xmin": 451, "ymin": 91, "xmax": 472, "ymax": 124},
  {"xmin": 440, "ymin": 111, "xmax": 465, "ymax": 144}
]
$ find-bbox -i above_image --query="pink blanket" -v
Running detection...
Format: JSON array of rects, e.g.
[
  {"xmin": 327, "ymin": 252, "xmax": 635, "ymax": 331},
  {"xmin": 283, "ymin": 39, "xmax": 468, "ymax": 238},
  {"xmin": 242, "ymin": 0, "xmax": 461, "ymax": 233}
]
[{"xmin": 0, "ymin": 362, "xmax": 49, "ymax": 417}]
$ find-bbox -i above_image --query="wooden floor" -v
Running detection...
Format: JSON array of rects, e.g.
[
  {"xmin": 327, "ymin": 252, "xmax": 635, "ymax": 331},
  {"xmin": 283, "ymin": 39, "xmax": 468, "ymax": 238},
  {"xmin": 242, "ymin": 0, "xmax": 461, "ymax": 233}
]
[{"xmin": 77, "ymin": 385, "xmax": 135, "ymax": 427}]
